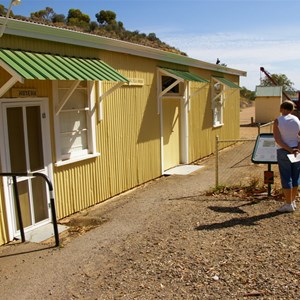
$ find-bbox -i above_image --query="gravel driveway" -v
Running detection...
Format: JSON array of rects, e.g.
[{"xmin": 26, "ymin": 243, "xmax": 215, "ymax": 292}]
[{"xmin": 0, "ymin": 106, "xmax": 299, "ymax": 300}]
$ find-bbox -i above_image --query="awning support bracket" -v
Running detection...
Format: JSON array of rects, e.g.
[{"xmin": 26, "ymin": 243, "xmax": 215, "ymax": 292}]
[
  {"xmin": 55, "ymin": 81, "xmax": 80, "ymax": 115},
  {"xmin": 0, "ymin": 76, "xmax": 19, "ymax": 97},
  {"xmin": 0, "ymin": 60, "xmax": 24, "ymax": 97}
]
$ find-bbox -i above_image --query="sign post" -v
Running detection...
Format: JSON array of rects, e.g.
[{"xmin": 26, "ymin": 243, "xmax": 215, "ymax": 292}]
[{"xmin": 251, "ymin": 133, "xmax": 278, "ymax": 196}]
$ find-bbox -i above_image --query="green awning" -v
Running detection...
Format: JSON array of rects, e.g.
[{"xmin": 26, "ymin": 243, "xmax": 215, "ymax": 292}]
[
  {"xmin": 161, "ymin": 67, "xmax": 209, "ymax": 83},
  {"xmin": 0, "ymin": 49, "xmax": 129, "ymax": 82},
  {"xmin": 213, "ymin": 76, "xmax": 240, "ymax": 89}
]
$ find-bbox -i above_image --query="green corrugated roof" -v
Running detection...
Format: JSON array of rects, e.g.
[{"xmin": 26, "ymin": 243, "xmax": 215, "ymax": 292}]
[
  {"xmin": 161, "ymin": 67, "xmax": 209, "ymax": 83},
  {"xmin": 213, "ymin": 76, "xmax": 240, "ymax": 89},
  {"xmin": 0, "ymin": 49, "xmax": 129, "ymax": 82}
]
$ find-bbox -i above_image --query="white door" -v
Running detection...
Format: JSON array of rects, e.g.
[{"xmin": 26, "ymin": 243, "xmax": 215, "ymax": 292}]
[{"xmin": 1, "ymin": 99, "xmax": 52, "ymax": 238}]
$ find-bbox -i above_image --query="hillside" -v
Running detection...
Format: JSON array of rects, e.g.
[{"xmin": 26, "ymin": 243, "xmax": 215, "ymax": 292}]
[{"xmin": 0, "ymin": 6, "xmax": 187, "ymax": 56}]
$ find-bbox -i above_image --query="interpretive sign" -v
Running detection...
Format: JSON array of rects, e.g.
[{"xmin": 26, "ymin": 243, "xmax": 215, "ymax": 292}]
[{"xmin": 251, "ymin": 133, "xmax": 278, "ymax": 164}]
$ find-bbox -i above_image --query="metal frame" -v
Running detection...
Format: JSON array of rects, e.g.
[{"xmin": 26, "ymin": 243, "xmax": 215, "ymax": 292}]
[{"xmin": 0, "ymin": 172, "xmax": 59, "ymax": 247}]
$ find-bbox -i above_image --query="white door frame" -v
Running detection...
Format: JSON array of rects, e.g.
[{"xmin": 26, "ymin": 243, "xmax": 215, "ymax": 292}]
[
  {"xmin": 0, "ymin": 97, "xmax": 53, "ymax": 240},
  {"xmin": 157, "ymin": 72, "xmax": 189, "ymax": 174}
]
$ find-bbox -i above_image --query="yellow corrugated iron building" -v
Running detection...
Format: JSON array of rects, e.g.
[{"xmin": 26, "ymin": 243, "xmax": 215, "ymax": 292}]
[{"xmin": 0, "ymin": 18, "xmax": 246, "ymax": 245}]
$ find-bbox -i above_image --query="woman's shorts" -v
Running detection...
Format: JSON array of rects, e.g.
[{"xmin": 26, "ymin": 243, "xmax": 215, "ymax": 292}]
[{"xmin": 277, "ymin": 148, "xmax": 300, "ymax": 189}]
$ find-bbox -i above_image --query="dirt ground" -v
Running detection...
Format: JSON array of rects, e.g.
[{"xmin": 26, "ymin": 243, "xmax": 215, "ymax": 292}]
[{"xmin": 1, "ymin": 106, "xmax": 300, "ymax": 300}]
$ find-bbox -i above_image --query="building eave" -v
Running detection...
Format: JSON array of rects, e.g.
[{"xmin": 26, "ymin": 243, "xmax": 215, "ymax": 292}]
[{"xmin": 0, "ymin": 18, "xmax": 247, "ymax": 77}]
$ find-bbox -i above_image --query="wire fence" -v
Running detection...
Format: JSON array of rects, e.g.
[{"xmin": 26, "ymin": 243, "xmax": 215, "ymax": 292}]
[{"xmin": 215, "ymin": 121, "xmax": 280, "ymax": 189}]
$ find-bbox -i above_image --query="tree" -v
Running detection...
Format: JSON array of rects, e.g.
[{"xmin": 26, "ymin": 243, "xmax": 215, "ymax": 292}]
[
  {"xmin": 52, "ymin": 13, "xmax": 66, "ymax": 24},
  {"xmin": 95, "ymin": 10, "xmax": 116, "ymax": 26},
  {"xmin": 240, "ymin": 87, "xmax": 255, "ymax": 101},
  {"xmin": 30, "ymin": 7, "xmax": 55, "ymax": 23},
  {"xmin": 0, "ymin": 4, "xmax": 5, "ymax": 16},
  {"xmin": 0, "ymin": 4, "xmax": 15, "ymax": 17},
  {"xmin": 261, "ymin": 73, "xmax": 296, "ymax": 93},
  {"xmin": 67, "ymin": 9, "xmax": 90, "ymax": 28},
  {"xmin": 89, "ymin": 21, "xmax": 98, "ymax": 32},
  {"xmin": 148, "ymin": 33, "xmax": 159, "ymax": 42}
]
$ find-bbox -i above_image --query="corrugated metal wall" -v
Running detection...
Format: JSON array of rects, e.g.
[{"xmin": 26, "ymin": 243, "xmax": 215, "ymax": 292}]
[
  {"xmin": 188, "ymin": 82, "xmax": 212, "ymax": 161},
  {"xmin": 53, "ymin": 52, "xmax": 162, "ymax": 218},
  {"xmin": 0, "ymin": 36, "xmax": 242, "ymax": 244},
  {"xmin": 188, "ymin": 75, "xmax": 240, "ymax": 163}
]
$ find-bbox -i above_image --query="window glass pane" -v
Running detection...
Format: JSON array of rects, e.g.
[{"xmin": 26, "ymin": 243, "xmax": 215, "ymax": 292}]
[
  {"xmin": 59, "ymin": 111, "xmax": 87, "ymax": 132},
  {"xmin": 7, "ymin": 107, "xmax": 27, "ymax": 172},
  {"xmin": 27, "ymin": 106, "xmax": 44, "ymax": 171},
  {"xmin": 57, "ymin": 81, "xmax": 91, "ymax": 158},
  {"xmin": 32, "ymin": 176, "xmax": 48, "ymax": 222},
  {"xmin": 14, "ymin": 180, "xmax": 32, "ymax": 229},
  {"xmin": 61, "ymin": 131, "xmax": 87, "ymax": 155},
  {"xmin": 214, "ymin": 101, "xmax": 222, "ymax": 125}
]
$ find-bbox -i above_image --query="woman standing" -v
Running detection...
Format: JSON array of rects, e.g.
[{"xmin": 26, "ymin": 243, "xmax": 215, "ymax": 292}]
[{"xmin": 273, "ymin": 100, "xmax": 300, "ymax": 212}]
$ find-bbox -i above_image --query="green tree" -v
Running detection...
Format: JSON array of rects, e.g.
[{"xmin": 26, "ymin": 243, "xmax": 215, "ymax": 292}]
[
  {"xmin": 0, "ymin": 4, "xmax": 15, "ymax": 17},
  {"xmin": 30, "ymin": 7, "xmax": 55, "ymax": 22},
  {"xmin": 0, "ymin": 4, "xmax": 5, "ymax": 16},
  {"xmin": 240, "ymin": 87, "xmax": 255, "ymax": 101},
  {"xmin": 67, "ymin": 9, "xmax": 90, "ymax": 28},
  {"xmin": 89, "ymin": 21, "xmax": 98, "ymax": 32},
  {"xmin": 95, "ymin": 10, "xmax": 116, "ymax": 26},
  {"xmin": 148, "ymin": 33, "xmax": 159, "ymax": 42},
  {"xmin": 261, "ymin": 73, "xmax": 296, "ymax": 93},
  {"xmin": 52, "ymin": 13, "xmax": 66, "ymax": 24},
  {"xmin": 117, "ymin": 21, "xmax": 124, "ymax": 30}
]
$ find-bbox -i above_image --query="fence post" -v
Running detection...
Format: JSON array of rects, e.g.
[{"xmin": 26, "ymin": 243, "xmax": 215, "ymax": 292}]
[{"xmin": 215, "ymin": 135, "xmax": 219, "ymax": 188}]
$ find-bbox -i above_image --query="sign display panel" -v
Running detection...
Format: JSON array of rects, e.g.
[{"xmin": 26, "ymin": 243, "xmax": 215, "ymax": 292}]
[{"xmin": 251, "ymin": 133, "xmax": 278, "ymax": 164}]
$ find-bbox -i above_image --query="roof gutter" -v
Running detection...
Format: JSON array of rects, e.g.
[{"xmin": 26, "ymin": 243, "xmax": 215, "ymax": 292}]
[{"xmin": 0, "ymin": 18, "xmax": 247, "ymax": 77}]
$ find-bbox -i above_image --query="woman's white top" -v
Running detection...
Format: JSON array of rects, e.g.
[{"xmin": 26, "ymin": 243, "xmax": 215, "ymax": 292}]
[{"xmin": 277, "ymin": 114, "xmax": 300, "ymax": 147}]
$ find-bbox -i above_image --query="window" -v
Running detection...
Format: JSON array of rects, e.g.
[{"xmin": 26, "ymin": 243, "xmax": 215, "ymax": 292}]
[
  {"xmin": 53, "ymin": 80, "xmax": 98, "ymax": 165},
  {"xmin": 212, "ymin": 80, "xmax": 225, "ymax": 127},
  {"xmin": 161, "ymin": 76, "xmax": 183, "ymax": 95}
]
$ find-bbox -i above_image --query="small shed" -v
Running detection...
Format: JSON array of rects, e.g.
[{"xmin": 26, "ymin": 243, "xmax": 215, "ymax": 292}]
[{"xmin": 255, "ymin": 86, "xmax": 282, "ymax": 123}]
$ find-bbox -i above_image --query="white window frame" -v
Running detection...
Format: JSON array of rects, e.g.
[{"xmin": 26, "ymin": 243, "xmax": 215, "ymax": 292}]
[
  {"xmin": 53, "ymin": 80, "xmax": 99, "ymax": 166},
  {"xmin": 211, "ymin": 78, "xmax": 226, "ymax": 127}
]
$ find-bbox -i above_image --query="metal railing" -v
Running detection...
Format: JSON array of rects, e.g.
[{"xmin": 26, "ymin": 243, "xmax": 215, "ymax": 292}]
[
  {"xmin": 0, "ymin": 172, "xmax": 59, "ymax": 247},
  {"xmin": 258, "ymin": 121, "xmax": 274, "ymax": 134}
]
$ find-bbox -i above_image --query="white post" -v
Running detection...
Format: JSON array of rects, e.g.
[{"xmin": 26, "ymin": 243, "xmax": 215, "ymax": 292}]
[{"xmin": 215, "ymin": 135, "xmax": 219, "ymax": 188}]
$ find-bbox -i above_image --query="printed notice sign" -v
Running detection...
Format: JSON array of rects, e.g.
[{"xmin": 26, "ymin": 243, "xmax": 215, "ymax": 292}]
[{"xmin": 251, "ymin": 133, "xmax": 278, "ymax": 164}]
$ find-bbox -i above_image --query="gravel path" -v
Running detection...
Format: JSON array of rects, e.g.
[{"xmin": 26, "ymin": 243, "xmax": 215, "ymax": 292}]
[{"xmin": 1, "ymin": 106, "xmax": 299, "ymax": 300}]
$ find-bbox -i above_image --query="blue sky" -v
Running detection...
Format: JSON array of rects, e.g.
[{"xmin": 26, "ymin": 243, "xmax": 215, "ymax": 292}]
[{"xmin": 2, "ymin": 0, "xmax": 300, "ymax": 91}]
